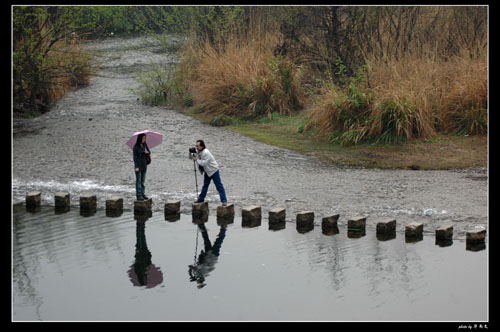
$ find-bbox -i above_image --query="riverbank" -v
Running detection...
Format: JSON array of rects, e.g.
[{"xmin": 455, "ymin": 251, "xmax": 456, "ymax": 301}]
[
  {"xmin": 181, "ymin": 109, "xmax": 487, "ymax": 170},
  {"xmin": 12, "ymin": 36, "xmax": 487, "ymax": 239}
]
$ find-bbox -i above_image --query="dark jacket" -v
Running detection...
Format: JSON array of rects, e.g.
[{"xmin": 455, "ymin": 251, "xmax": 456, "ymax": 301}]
[{"xmin": 133, "ymin": 144, "xmax": 150, "ymax": 171}]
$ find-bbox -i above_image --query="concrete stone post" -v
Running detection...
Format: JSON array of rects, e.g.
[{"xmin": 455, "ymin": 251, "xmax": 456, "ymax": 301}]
[
  {"xmin": 80, "ymin": 193, "xmax": 97, "ymax": 210},
  {"xmin": 376, "ymin": 219, "xmax": 396, "ymax": 240},
  {"xmin": 435, "ymin": 225, "xmax": 453, "ymax": 240},
  {"xmin": 405, "ymin": 222, "xmax": 424, "ymax": 242},
  {"xmin": 105, "ymin": 196, "xmax": 123, "ymax": 217},
  {"xmin": 165, "ymin": 200, "xmax": 181, "ymax": 215},
  {"xmin": 134, "ymin": 198, "xmax": 152, "ymax": 214},
  {"xmin": 192, "ymin": 201, "xmax": 209, "ymax": 224},
  {"xmin": 269, "ymin": 208, "xmax": 286, "ymax": 230},
  {"xmin": 322, "ymin": 214, "xmax": 340, "ymax": 234},
  {"xmin": 26, "ymin": 191, "xmax": 41, "ymax": 207},
  {"xmin": 296, "ymin": 211, "xmax": 314, "ymax": 233},
  {"xmin": 348, "ymin": 216, "xmax": 367, "ymax": 230},
  {"xmin": 217, "ymin": 203, "xmax": 235, "ymax": 224},
  {"xmin": 242, "ymin": 206, "xmax": 261, "ymax": 228}
]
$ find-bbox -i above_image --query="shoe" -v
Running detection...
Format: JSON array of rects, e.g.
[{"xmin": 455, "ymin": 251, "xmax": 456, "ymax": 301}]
[
  {"xmin": 137, "ymin": 196, "xmax": 144, "ymax": 201},
  {"xmin": 222, "ymin": 202, "xmax": 227, "ymax": 206},
  {"xmin": 142, "ymin": 195, "xmax": 149, "ymax": 200},
  {"xmin": 194, "ymin": 199, "xmax": 204, "ymax": 203}
]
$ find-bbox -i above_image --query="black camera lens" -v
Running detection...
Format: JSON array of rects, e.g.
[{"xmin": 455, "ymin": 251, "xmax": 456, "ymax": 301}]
[{"xmin": 189, "ymin": 147, "xmax": 196, "ymax": 153}]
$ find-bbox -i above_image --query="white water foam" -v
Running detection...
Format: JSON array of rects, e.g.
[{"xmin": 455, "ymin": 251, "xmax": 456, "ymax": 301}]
[
  {"xmin": 12, "ymin": 178, "xmax": 201, "ymax": 205},
  {"xmin": 12, "ymin": 178, "xmax": 135, "ymax": 194},
  {"xmin": 392, "ymin": 207, "xmax": 448, "ymax": 217}
]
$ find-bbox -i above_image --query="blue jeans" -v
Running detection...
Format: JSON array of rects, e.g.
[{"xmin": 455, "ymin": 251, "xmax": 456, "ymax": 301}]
[
  {"xmin": 198, "ymin": 170, "xmax": 227, "ymax": 203},
  {"xmin": 135, "ymin": 169, "xmax": 146, "ymax": 198}
]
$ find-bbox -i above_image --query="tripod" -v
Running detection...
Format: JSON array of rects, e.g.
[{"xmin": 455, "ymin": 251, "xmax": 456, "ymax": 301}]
[{"xmin": 193, "ymin": 159, "xmax": 199, "ymax": 200}]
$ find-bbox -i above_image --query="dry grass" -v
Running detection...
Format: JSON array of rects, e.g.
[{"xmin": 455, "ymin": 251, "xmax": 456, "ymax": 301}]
[
  {"xmin": 40, "ymin": 37, "xmax": 92, "ymax": 103},
  {"xmin": 178, "ymin": 32, "xmax": 305, "ymax": 119},
  {"xmin": 366, "ymin": 48, "xmax": 487, "ymax": 136},
  {"xmin": 14, "ymin": 28, "xmax": 92, "ymax": 113},
  {"xmin": 305, "ymin": 46, "xmax": 487, "ymax": 145}
]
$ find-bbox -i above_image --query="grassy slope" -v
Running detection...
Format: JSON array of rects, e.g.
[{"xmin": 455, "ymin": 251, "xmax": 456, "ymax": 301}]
[{"xmin": 187, "ymin": 110, "xmax": 487, "ymax": 170}]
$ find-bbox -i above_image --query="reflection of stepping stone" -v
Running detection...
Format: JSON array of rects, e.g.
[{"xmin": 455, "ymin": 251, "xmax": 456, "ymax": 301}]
[
  {"xmin": 55, "ymin": 192, "xmax": 70, "ymax": 208},
  {"xmin": 435, "ymin": 224, "xmax": 453, "ymax": 240},
  {"xmin": 376, "ymin": 219, "xmax": 396, "ymax": 234}
]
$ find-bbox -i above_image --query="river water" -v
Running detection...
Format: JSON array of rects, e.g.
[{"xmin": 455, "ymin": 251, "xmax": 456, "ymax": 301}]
[
  {"xmin": 12, "ymin": 205, "xmax": 487, "ymax": 321},
  {"xmin": 12, "ymin": 36, "xmax": 488, "ymax": 321},
  {"xmin": 12, "ymin": 36, "xmax": 488, "ymax": 236},
  {"xmin": 12, "ymin": 38, "xmax": 488, "ymax": 321}
]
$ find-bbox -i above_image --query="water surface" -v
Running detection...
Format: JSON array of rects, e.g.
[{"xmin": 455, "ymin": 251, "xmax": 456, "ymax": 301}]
[
  {"xmin": 12, "ymin": 35, "xmax": 488, "ymax": 321},
  {"xmin": 13, "ymin": 205, "xmax": 487, "ymax": 321}
]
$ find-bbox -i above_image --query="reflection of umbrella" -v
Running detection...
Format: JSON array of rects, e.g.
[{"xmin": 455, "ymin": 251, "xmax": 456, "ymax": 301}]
[
  {"xmin": 128, "ymin": 263, "xmax": 164, "ymax": 288},
  {"xmin": 126, "ymin": 130, "xmax": 163, "ymax": 149}
]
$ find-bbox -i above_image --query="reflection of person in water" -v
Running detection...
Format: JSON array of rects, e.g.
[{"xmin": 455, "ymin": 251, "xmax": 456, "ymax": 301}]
[
  {"xmin": 128, "ymin": 218, "xmax": 163, "ymax": 288},
  {"xmin": 189, "ymin": 224, "xmax": 226, "ymax": 289}
]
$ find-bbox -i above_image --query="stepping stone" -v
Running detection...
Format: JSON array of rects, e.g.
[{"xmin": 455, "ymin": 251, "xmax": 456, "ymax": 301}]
[{"xmin": 26, "ymin": 191, "xmax": 41, "ymax": 207}]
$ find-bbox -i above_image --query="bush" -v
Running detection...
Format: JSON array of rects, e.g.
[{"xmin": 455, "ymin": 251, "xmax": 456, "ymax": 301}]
[
  {"xmin": 370, "ymin": 97, "xmax": 428, "ymax": 143},
  {"xmin": 133, "ymin": 62, "xmax": 185, "ymax": 106},
  {"xmin": 178, "ymin": 35, "xmax": 306, "ymax": 120},
  {"xmin": 305, "ymin": 49, "xmax": 487, "ymax": 145},
  {"xmin": 210, "ymin": 114, "xmax": 234, "ymax": 127},
  {"xmin": 448, "ymin": 104, "xmax": 487, "ymax": 135},
  {"xmin": 305, "ymin": 67, "xmax": 373, "ymax": 145},
  {"xmin": 13, "ymin": 7, "xmax": 92, "ymax": 114}
]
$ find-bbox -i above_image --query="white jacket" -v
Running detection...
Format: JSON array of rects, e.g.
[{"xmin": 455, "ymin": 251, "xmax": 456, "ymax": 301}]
[{"xmin": 195, "ymin": 148, "xmax": 219, "ymax": 177}]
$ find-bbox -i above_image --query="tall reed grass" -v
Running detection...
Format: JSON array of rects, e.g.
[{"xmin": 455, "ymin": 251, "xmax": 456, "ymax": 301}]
[
  {"xmin": 177, "ymin": 32, "xmax": 305, "ymax": 119},
  {"xmin": 306, "ymin": 47, "xmax": 487, "ymax": 145}
]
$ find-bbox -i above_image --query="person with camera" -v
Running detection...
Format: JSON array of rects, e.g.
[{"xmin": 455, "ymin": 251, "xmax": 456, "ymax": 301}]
[
  {"xmin": 133, "ymin": 133, "xmax": 151, "ymax": 201},
  {"xmin": 191, "ymin": 140, "xmax": 228, "ymax": 206}
]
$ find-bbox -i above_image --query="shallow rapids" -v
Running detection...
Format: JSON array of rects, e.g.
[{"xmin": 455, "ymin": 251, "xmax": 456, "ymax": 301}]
[{"xmin": 12, "ymin": 36, "xmax": 488, "ymax": 237}]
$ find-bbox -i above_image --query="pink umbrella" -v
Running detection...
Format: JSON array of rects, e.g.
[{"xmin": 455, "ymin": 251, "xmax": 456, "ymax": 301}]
[
  {"xmin": 128, "ymin": 263, "xmax": 164, "ymax": 289},
  {"xmin": 126, "ymin": 130, "xmax": 163, "ymax": 149}
]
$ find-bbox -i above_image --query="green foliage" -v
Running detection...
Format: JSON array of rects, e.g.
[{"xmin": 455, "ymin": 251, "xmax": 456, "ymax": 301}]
[
  {"xmin": 133, "ymin": 62, "xmax": 184, "ymax": 106},
  {"xmin": 210, "ymin": 114, "xmax": 234, "ymax": 127},
  {"xmin": 67, "ymin": 6, "xmax": 194, "ymax": 37},
  {"xmin": 449, "ymin": 105, "xmax": 487, "ymax": 135},
  {"xmin": 372, "ymin": 98, "xmax": 419, "ymax": 144},
  {"xmin": 13, "ymin": 6, "xmax": 92, "ymax": 113},
  {"xmin": 187, "ymin": 6, "xmax": 244, "ymax": 46}
]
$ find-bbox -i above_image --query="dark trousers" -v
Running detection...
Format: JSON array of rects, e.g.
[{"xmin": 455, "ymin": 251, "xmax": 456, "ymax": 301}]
[
  {"xmin": 135, "ymin": 169, "xmax": 146, "ymax": 198},
  {"xmin": 198, "ymin": 170, "xmax": 227, "ymax": 203}
]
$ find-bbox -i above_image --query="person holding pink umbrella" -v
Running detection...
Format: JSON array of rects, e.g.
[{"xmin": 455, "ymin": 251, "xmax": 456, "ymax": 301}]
[
  {"xmin": 133, "ymin": 133, "xmax": 151, "ymax": 201},
  {"xmin": 127, "ymin": 130, "xmax": 163, "ymax": 201}
]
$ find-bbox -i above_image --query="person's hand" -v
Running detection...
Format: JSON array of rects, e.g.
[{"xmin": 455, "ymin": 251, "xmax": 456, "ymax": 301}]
[
  {"xmin": 135, "ymin": 168, "xmax": 139, "ymax": 172},
  {"xmin": 192, "ymin": 155, "xmax": 198, "ymax": 161}
]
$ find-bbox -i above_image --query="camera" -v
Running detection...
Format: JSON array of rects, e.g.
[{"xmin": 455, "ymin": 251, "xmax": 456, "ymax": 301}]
[{"xmin": 189, "ymin": 147, "xmax": 197, "ymax": 154}]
